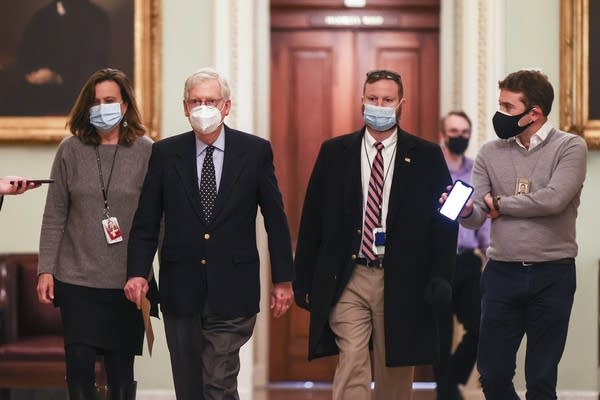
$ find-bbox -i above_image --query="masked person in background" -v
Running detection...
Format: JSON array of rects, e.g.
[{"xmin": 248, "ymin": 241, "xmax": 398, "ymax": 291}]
[
  {"xmin": 125, "ymin": 67, "xmax": 294, "ymax": 400},
  {"xmin": 435, "ymin": 111, "xmax": 490, "ymax": 400},
  {"xmin": 37, "ymin": 68, "xmax": 152, "ymax": 400},
  {"xmin": 440, "ymin": 69, "xmax": 587, "ymax": 400},
  {"xmin": 293, "ymin": 69, "xmax": 457, "ymax": 400}
]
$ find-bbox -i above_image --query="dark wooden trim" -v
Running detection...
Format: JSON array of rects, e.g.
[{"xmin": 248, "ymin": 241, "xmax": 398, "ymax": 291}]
[
  {"xmin": 271, "ymin": 0, "xmax": 439, "ymax": 9},
  {"xmin": 272, "ymin": 9, "xmax": 439, "ymax": 30}
]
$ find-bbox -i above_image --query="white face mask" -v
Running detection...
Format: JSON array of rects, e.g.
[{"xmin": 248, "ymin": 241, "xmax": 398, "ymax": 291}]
[{"xmin": 189, "ymin": 105, "xmax": 223, "ymax": 134}]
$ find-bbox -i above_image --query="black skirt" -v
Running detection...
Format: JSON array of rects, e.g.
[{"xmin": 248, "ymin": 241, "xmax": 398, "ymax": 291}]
[{"xmin": 54, "ymin": 279, "xmax": 144, "ymax": 355}]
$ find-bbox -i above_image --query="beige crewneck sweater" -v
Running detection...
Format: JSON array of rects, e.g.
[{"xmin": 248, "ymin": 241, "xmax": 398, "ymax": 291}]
[{"xmin": 460, "ymin": 128, "xmax": 587, "ymax": 262}]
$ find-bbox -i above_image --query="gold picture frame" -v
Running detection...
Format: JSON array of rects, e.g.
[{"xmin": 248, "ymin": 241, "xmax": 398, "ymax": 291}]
[
  {"xmin": 560, "ymin": 0, "xmax": 600, "ymax": 148},
  {"xmin": 0, "ymin": 0, "xmax": 161, "ymax": 142}
]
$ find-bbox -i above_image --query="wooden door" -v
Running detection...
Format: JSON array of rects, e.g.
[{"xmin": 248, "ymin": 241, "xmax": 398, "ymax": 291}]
[
  {"xmin": 270, "ymin": 1, "xmax": 440, "ymax": 382},
  {"xmin": 270, "ymin": 30, "xmax": 353, "ymax": 380}
]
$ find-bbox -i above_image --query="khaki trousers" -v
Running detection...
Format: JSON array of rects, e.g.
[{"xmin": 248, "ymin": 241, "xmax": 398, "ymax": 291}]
[{"xmin": 329, "ymin": 264, "xmax": 414, "ymax": 400}]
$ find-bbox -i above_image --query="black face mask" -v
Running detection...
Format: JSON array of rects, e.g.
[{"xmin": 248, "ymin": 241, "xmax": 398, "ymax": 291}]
[
  {"xmin": 492, "ymin": 109, "xmax": 533, "ymax": 139},
  {"xmin": 446, "ymin": 136, "xmax": 469, "ymax": 155}
]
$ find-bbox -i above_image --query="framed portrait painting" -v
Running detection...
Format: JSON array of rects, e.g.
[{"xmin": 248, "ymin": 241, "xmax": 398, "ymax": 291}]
[
  {"xmin": 560, "ymin": 0, "xmax": 600, "ymax": 148},
  {"xmin": 0, "ymin": 0, "xmax": 161, "ymax": 142}
]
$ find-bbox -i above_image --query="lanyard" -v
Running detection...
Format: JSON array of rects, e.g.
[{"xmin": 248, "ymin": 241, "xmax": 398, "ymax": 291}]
[{"xmin": 95, "ymin": 145, "xmax": 119, "ymax": 218}]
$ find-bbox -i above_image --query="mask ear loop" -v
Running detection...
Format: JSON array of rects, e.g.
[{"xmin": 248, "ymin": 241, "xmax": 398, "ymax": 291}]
[{"xmin": 517, "ymin": 107, "xmax": 535, "ymax": 127}]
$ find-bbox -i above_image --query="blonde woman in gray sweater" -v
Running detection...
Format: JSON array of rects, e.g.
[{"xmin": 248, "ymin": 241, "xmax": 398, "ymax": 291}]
[{"xmin": 37, "ymin": 68, "xmax": 152, "ymax": 400}]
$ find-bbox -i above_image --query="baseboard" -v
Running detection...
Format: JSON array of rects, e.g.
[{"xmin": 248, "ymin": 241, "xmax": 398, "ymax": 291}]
[
  {"xmin": 136, "ymin": 388, "xmax": 252, "ymax": 399},
  {"xmin": 556, "ymin": 391, "xmax": 599, "ymax": 400},
  {"xmin": 463, "ymin": 390, "xmax": 599, "ymax": 400},
  {"xmin": 137, "ymin": 389, "xmax": 600, "ymax": 400},
  {"xmin": 137, "ymin": 390, "xmax": 175, "ymax": 400}
]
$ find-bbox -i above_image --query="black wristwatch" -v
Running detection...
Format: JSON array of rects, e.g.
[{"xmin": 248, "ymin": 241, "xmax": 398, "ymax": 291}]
[{"xmin": 492, "ymin": 196, "xmax": 500, "ymax": 212}]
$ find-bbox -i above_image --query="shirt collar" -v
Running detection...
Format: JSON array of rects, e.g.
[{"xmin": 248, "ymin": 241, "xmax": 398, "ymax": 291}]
[
  {"xmin": 455, "ymin": 156, "xmax": 473, "ymax": 175},
  {"xmin": 516, "ymin": 120, "xmax": 552, "ymax": 150},
  {"xmin": 195, "ymin": 126, "xmax": 225, "ymax": 156},
  {"xmin": 364, "ymin": 127, "xmax": 398, "ymax": 149}
]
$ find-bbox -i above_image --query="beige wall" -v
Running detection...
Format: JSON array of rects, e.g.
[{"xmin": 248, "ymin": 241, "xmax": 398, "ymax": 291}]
[{"xmin": 0, "ymin": 0, "xmax": 597, "ymax": 393}]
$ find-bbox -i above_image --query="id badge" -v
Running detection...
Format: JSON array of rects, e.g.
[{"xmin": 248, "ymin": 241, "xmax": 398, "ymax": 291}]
[
  {"xmin": 102, "ymin": 216, "xmax": 123, "ymax": 244},
  {"xmin": 515, "ymin": 177, "xmax": 530, "ymax": 195},
  {"xmin": 373, "ymin": 227, "xmax": 386, "ymax": 256}
]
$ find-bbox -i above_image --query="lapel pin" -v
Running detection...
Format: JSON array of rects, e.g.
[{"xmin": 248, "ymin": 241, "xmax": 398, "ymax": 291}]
[{"xmin": 404, "ymin": 157, "xmax": 412, "ymax": 163}]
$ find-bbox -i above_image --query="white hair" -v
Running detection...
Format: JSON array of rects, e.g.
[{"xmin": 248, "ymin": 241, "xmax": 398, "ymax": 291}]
[{"xmin": 183, "ymin": 67, "xmax": 231, "ymax": 101}]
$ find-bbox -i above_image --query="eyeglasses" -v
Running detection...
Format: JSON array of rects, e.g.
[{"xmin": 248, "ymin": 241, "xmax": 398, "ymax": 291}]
[
  {"xmin": 185, "ymin": 98, "xmax": 223, "ymax": 108},
  {"xmin": 366, "ymin": 70, "xmax": 401, "ymax": 82}
]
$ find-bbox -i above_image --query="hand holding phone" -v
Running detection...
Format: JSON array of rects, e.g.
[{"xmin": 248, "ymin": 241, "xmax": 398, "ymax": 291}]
[
  {"xmin": 439, "ymin": 180, "xmax": 474, "ymax": 220},
  {"xmin": 9, "ymin": 179, "xmax": 54, "ymax": 188}
]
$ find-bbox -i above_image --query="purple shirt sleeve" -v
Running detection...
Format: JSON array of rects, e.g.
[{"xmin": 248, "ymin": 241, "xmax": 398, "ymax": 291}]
[{"xmin": 450, "ymin": 157, "xmax": 490, "ymax": 252}]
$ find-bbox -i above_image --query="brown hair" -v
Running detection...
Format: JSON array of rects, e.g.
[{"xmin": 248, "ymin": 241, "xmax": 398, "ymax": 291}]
[
  {"xmin": 363, "ymin": 69, "xmax": 404, "ymax": 99},
  {"xmin": 498, "ymin": 70, "xmax": 554, "ymax": 116},
  {"xmin": 67, "ymin": 68, "xmax": 146, "ymax": 146},
  {"xmin": 439, "ymin": 110, "xmax": 472, "ymax": 132}
]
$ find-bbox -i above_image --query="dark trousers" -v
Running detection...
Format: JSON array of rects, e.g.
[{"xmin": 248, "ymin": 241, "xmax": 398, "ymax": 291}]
[
  {"xmin": 164, "ymin": 312, "xmax": 256, "ymax": 400},
  {"xmin": 65, "ymin": 343, "xmax": 134, "ymax": 388},
  {"xmin": 477, "ymin": 260, "xmax": 576, "ymax": 400},
  {"xmin": 435, "ymin": 251, "xmax": 482, "ymax": 399}
]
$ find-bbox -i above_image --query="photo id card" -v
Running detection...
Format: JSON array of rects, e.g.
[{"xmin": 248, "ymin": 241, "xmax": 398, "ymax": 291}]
[
  {"xmin": 516, "ymin": 177, "xmax": 530, "ymax": 195},
  {"xmin": 374, "ymin": 227, "xmax": 386, "ymax": 256},
  {"xmin": 102, "ymin": 216, "xmax": 123, "ymax": 244}
]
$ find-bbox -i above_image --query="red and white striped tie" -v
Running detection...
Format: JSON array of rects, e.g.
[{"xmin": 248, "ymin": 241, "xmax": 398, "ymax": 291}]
[{"xmin": 361, "ymin": 142, "xmax": 384, "ymax": 261}]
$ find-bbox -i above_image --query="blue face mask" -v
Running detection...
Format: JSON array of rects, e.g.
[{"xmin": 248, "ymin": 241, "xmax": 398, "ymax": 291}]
[
  {"xmin": 363, "ymin": 103, "xmax": 398, "ymax": 132},
  {"xmin": 89, "ymin": 103, "xmax": 123, "ymax": 132}
]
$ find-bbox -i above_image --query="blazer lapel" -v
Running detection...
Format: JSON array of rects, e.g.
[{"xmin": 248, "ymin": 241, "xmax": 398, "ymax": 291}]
[
  {"xmin": 174, "ymin": 132, "xmax": 205, "ymax": 222},
  {"xmin": 386, "ymin": 129, "xmax": 416, "ymax": 227},
  {"xmin": 211, "ymin": 127, "xmax": 247, "ymax": 224},
  {"xmin": 343, "ymin": 130, "xmax": 364, "ymax": 220}
]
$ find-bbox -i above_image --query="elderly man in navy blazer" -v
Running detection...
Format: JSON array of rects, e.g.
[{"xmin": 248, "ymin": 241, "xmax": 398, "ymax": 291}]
[
  {"xmin": 125, "ymin": 68, "xmax": 294, "ymax": 400},
  {"xmin": 294, "ymin": 69, "xmax": 457, "ymax": 400}
]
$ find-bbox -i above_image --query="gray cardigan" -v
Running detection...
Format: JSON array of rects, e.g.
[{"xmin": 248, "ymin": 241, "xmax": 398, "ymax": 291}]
[
  {"xmin": 460, "ymin": 127, "xmax": 587, "ymax": 262},
  {"xmin": 39, "ymin": 135, "xmax": 153, "ymax": 289}
]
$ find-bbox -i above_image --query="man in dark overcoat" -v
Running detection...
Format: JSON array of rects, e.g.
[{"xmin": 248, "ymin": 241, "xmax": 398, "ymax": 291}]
[{"xmin": 294, "ymin": 69, "xmax": 458, "ymax": 399}]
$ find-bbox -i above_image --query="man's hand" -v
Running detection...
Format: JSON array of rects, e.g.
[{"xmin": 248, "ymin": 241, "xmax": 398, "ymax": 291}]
[
  {"xmin": 0, "ymin": 176, "xmax": 40, "ymax": 195},
  {"xmin": 26, "ymin": 68, "xmax": 63, "ymax": 85},
  {"xmin": 439, "ymin": 185, "xmax": 473, "ymax": 218},
  {"xmin": 37, "ymin": 273, "xmax": 54, "ymax": 303},
  {"xmin": 124, "ymin": 277, "xmax": 149, "ymax": 310},
  {"xmin": 270, "ymin": 281, "xmax": 293, "ymax": 318},
  {"xmin": 484, "ymin": 193, "xmax": 501, "ymax": 219}
]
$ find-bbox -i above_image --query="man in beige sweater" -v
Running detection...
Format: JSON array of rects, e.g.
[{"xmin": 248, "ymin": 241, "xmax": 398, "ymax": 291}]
[{"xmin": 445, "ymin": 69, "xmax": 587, "ymax": 400}]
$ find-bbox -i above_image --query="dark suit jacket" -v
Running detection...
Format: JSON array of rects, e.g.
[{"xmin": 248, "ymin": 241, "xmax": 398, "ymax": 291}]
[
  {"xmin": 293, "ymin": 127, "xmax": 457, "ymax": 367},
  {"xmin": 128, "ymin": 126, "xmax": 294, "ymax": 318}
]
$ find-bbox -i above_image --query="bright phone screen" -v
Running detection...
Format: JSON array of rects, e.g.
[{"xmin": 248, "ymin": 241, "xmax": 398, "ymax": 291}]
[{"xmin": 439, "ymin": 180, "xmax": 474, "ymax": 220}]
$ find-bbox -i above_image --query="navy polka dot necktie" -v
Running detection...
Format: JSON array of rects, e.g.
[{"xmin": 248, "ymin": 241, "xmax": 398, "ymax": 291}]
[{"xmin": 200, "ymin": 146, "xmax": 217, "ymax": 223}]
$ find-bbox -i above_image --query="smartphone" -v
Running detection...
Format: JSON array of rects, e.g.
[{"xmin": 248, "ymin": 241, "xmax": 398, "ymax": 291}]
[
  {"xmin": 9, "ymin": 179, "xmax": 54, "ymax": 188},
  {"xmin": 439, "ymin": 180, "xmax": 474, "ymax": 220}
]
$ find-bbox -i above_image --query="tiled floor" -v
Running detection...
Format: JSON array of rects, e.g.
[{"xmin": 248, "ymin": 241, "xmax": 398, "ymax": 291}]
[
  {"xmin": 253, "ymin": 383, "xmax": 485, "ymax": 400},
  {"xmin": 6, "ymin": 385, "xmax": 484, "ymax": 400}
]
